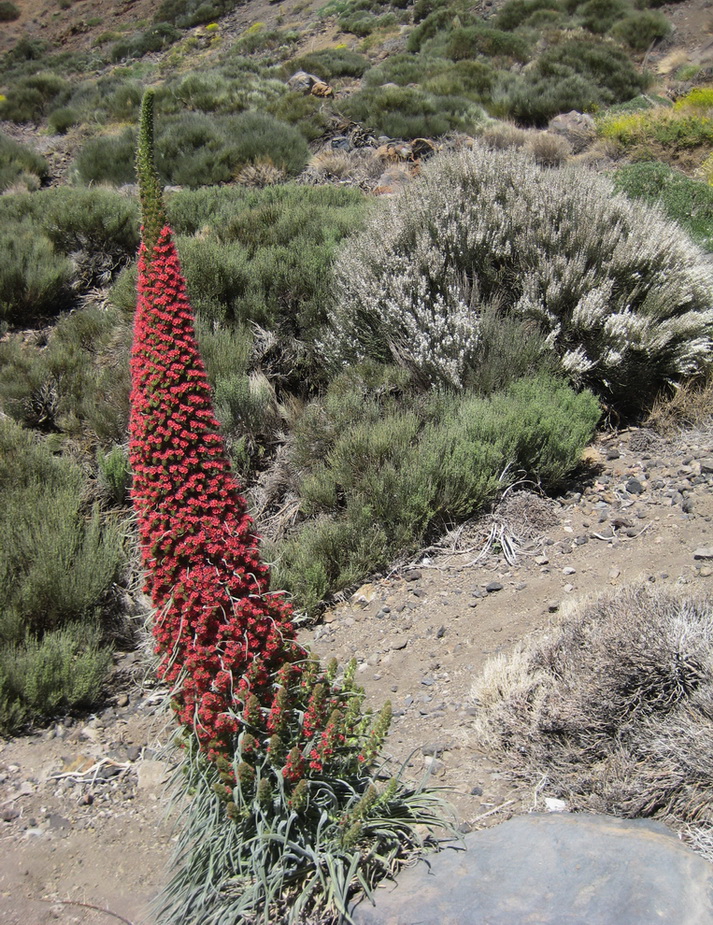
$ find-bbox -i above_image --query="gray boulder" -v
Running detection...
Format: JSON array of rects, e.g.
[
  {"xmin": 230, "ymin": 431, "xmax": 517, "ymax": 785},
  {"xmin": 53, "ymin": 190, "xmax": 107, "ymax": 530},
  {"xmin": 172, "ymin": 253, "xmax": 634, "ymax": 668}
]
[
  {"xmin": 351, "ymin": 813, "xmax": 713, "ymax": 925},
  {"xmin": 547, "ymin": 111, "xmax": 596, "ymax": 153}
]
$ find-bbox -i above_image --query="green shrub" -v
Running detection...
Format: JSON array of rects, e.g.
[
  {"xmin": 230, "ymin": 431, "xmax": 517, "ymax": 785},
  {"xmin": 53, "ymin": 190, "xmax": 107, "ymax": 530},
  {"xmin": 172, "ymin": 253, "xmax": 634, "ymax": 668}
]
[
  {"xmin": 325, "ymin": 145, "xmax": 713, "ymax": 414},
  {"xmin": 0, "ymin": 430, "xmax": 124, "ymax": 638},
  {"xmin": 275, "ymin": 372, "xmax": 598, "ymax": 613},
  {"xmin": 600, "ymin": 106, "xmax": 713, "ymax": 153},
  {"xmin": 0, "ymin": 417, "xmax": 123, "ymax": 731},
  {"xmin": 363, "ymin": 52, "xmax": 444, "ymax": 87},
  {"xmin": 444, "ymin": 24, "xmax": 531, "ymax": 62},
  {"xmin": 0, "ymin": 305, "xmax": 132, "ymax": 442},
  {"xmin": 156, "ymin": 0, "xmax": 241, "ymax": 27},
  {"xmin": 48, "ymin": 105, "xmax": 79, "ymax": 134},
  {"xmin": 578, "ymin": 0, "xmax": 627, "ymax": 34},
  {"xmin": 340, "ymin": 84, "xmax": 486, "ymax": 138},
  {"xmin": 0, "ymin": 221, "xmax": 72, "ymax": 324},
  {"xmin": 609, "ymin": 9, "xmax": 670, "ymax": 50},
  {"xmin": 4, "ymin": 36, "xmax": 46, "ymax": 62},
  {"xmin": 495, "ymin": 0, "xmax": 565, "ymax": 30},
  {"xmin": 0, "ymin": 0, "xmax": 19, "ymax": 18},
  {"xmin": 151, "ymin": 111, "xmax": 310, "ymax": 187},
  {"xmin": 406, "ymin": 8, "xmax": 458, "ymax": 53},
  {"xmin": 73, "ymin": 128, "xmax": 136, "ymax": 185},
  {"xmin": 110, "ymin": 22, "xmax": 181, "ymax": 61},
  {"xmin": 218, "ymin": 110, "xmax": 309, "ymax": 175},
  {"xmin": 0, "ymin": 623, "xmax": 111, "ymax": 733},
  {"xmin": 232, "ymin": 24, "xmax": 299, "ymax": 56},
  {"xmin": 171, "ymin": 71, "xmax": 234, "ymax": 112},
  {"xmin": 493, "ymin": 35, "xmax": 647, "ymax": 124},
  {"xmin": 164, "ymin": 184, "xmax": 367, "ymax": 351},
  {"xmin": 0, "ymin": 131, "xmax": 48, "ymax": 192},
  {"xmin": 265, "ymin": 91, "xmax": 330, "ymax": 142},
  {"xmin": 290, "ymin": 48, "xmax": 370, "ymax": 80},
  {"xmin": 613, "ymin": 161, "xmax": 713, "ymax": 251},
  {"xmin": 97, "ymin": 444, "xmax": 132, "ymax": 506},
  {"xmin": 0, "ymin": 187, "xmax": 138, "ymax": 314},
  {"xmin": 0, "ymin": 71, "xmax": 70, "ymax": 122}
]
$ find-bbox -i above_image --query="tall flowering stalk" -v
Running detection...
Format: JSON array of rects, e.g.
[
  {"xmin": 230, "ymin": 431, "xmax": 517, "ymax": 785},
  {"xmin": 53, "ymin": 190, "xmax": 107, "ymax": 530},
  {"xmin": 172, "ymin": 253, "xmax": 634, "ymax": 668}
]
[
  {"xmin": 129, "ymin": 92, "xmax": 302, "ymax": 761},
  {"xmin": 131, "ymin": 93, "xmax": 444, "ymax": 924},
  {"xmin": 129, "ymin": 90, "xmax": 390, "ymax": 781}
]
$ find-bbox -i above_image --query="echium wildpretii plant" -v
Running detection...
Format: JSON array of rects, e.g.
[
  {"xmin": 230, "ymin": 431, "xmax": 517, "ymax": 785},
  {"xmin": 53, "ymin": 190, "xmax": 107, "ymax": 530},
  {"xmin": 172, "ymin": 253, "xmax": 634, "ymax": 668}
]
[{"xmin": 129, "ymin": 90, "xmax": 447, "ymax": 925}]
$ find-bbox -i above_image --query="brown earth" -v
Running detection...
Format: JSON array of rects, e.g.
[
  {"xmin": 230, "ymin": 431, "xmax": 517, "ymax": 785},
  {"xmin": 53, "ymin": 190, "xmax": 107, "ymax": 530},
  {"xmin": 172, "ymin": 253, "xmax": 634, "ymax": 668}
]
[{"xmin": 3, "ymin": 421, "xmax": 713, "ymax": 924}]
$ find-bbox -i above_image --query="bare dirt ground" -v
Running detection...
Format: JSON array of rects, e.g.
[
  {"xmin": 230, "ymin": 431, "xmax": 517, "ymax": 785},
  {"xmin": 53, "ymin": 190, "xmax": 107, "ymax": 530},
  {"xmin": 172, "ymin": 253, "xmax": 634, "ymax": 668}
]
[{"xmin": 2, "ymin": 421, "xmax": 713, "ymax": 924}]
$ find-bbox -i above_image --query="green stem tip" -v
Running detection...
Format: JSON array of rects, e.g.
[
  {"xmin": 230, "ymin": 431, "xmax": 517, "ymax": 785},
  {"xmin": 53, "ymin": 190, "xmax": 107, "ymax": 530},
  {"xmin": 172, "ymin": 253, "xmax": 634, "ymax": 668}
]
[{"xmin": 136, "ymin": 89, "xmax": 166, "ymax": 256}]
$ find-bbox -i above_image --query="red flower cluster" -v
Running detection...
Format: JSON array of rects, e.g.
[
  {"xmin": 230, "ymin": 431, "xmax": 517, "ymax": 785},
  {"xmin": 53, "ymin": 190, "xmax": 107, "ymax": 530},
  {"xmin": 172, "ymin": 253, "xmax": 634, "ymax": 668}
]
[{"xmin": 129, "ymin": 226, "xmax": 302, "ymax": 758}]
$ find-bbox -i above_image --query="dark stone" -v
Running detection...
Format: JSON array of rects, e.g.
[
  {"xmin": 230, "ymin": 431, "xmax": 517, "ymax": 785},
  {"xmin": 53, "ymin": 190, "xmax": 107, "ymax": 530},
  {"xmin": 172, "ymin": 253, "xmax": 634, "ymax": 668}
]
[
  {"xmin": 405, "ymin": 570, "xmax": 422, "ymax": 581},
  {"xmin": 351, "ymin": 814, "xmax": 713, "ymax": 925},
  {"xmin": 627, "ymin": 479, "xmax": 644, "ymax": 495},
  {"xmin": 126, "ymin": 745, "xmax": 141, "ymax": 762},
  {"xmin": 47, "ymin": 813, "xmax": 71, "ymax": 831},
  {"xmin": 485, "ymin": 582, "xmax": 503, "ymax": 593},
  {"xmin": 1, "ymin": 807, "xmax": 19, "ymax": 822}
]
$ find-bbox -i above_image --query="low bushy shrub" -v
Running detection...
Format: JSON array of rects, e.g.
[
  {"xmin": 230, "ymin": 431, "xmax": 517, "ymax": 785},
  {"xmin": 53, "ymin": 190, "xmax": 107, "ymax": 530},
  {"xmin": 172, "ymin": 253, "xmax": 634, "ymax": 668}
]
[
  {"xmin": 156, "ymin": 0, "xmax": 240, "ymax": 27},
  {"xmin": 340, "ymin": 84, "xmax": 487, "ymax": 138},
  {"xmin": 164, "ymin": 184, "xmax": 367, "ymax": 351},
  {"xmin": 0, "ymin": 623, "xmax": 111, "ymax": 733},
  {"xmin": 0, "ymin": 71, "xmax": 70, "ymax": 122},
  {"xmin": 600, "ymin": 105, "xmax": 713, "ymax": 153},
  {"xmin": 290, "ymin": 47, "xmax": 370, "ymax": 80},
  {"xmin": 110, "ymin": 22, "xmax": 181, "ymax": 61},
  {"xmin": 495, "ymin": 0, "xmax": 565, "ymax": 30},
  {"xmin": 0, "ymin": 418, "xmax": 122, "ymax": 732},
  {"xmin": 494, "ymin": 36, "xmax": 647, "ymax": 125},
  {"xmin": 325, "ymin": 145, "xmax": 713, "ymax": 414},
  {"xmin": 0, "ymin": 304, "xmax": 132, "ymax": 443},
  {"xmin": 0, "ymin": 187, "xmax": 139, "ymax": 321},
  {"xmin": 0, "ymin": 220, "xmax": 72, "ymax": 324},
  {"xmin": 609, "ymin": 9, "xmax": 670, "ymax": 51},
  {"xmin": 232, "ymin": 23, "xmax": 300, "ymax": 56},
  {"xmin": 578, "ymin": 0, "xmax": 627, "ymax": 34},
  {"xmin": 73, "ymin": 128, "xmax": 136, "ymax": 185},
  {"xmin": 0, "ymin": 131, "xmax": 47, "ymax": 192},
  {"xmin": 444, "ymin": 24, "xmax": 531, "ymax": 62},
  {"xmin": 0, "ymin": 1, "xmax": 20, "ymax": 20},
  {"xmin": 275, "ymin": 372, "xmax": 598, "ymax": 613},
  {"xmin": 48, "ymin": 105, "xmax": 79, "ymax": 134}
]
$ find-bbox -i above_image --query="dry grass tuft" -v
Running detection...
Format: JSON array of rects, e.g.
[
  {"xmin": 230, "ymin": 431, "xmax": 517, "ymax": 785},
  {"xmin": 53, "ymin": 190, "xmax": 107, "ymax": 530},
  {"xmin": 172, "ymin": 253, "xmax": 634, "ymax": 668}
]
[
  {"xmin": 235, "ymin": 158, "xmax": 286, "ymax": 188},
  {"xmin": 481, "ymin": 122, "xmax": 529, "ymax": 150},
  {"xmin": 646, "ymin": 376, "xmax": 713, "ymax": 436},
  {"xmin": 470, "ymin": 585, "xmax": 713, "ymax": 851},
  {"xmin": 525, "ymin": 132, "xmax": 571, "ymax": 167}
]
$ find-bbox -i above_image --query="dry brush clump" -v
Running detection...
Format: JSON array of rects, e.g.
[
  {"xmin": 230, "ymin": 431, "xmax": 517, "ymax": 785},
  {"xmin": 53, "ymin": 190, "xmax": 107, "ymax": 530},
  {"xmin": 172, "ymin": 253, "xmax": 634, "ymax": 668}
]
[{"xmin": 470, "ymin": 584, "xmax": 713, "ymax": 855}]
